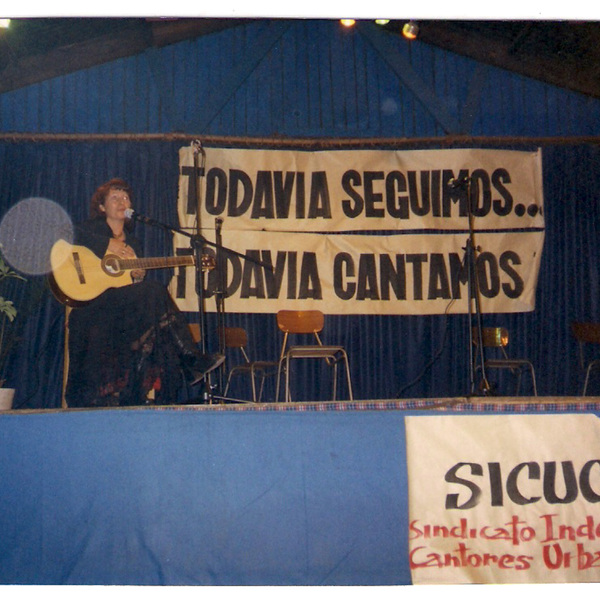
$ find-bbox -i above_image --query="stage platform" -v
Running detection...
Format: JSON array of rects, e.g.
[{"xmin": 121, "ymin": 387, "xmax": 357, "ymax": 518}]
[{"xmin": 1, "ymin": 397, "xmax": 599, "ymax": 586}]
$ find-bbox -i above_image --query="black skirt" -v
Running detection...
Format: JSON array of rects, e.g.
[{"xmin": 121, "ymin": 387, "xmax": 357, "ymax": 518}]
[{"xmin": 65, "ymin": 279, "xmax": 186, "ymax": 407}]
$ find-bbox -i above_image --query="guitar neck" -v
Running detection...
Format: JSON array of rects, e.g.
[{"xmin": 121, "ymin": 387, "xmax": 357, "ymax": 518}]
[{"xmin": 119, "ymin": 255, "xmax": 195, "ymax": 271}]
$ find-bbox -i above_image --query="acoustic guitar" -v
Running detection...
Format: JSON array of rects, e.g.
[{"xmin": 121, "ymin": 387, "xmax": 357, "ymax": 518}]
[{"xmin": 49, "ymin": 238, "xmax": 214, "ymax": 307}]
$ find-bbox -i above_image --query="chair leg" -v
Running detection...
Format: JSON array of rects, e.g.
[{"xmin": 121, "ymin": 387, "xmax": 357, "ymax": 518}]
[
  {"xmin": 285, "ymin": 356, "xmax": 292, "ymax": 402},
  {"xmin": 224, "ymin": 372, "xmax": 233, "ymax": 397},
  {"xmin": 583, "ymin": 365, "xmax": 592, "ymax": 396},
  {"xmin": 275, "ymin": 361, "xmax": 284, "ymax": 403},
  {"xmin": 343, "ymin": 352, "xmax": 354, "ymax": 401},
  {"xmin": 328, "ymin": 353, "xmax": 355, "ymax": 401},
  {"xmin": 513, "ymin": 366, "xmax": 537, "ymax": 397},
  {"xmin": 276, "ymin": 352, "xmax": 353, "ymax": 403},
  {"xmin": 257, "ymin": 375, "xmax": 266, "ymax": 402},
  {"xmin": 249, "ymin": 365, "xmax": 270, "ymax": 403},
  {"xmin": 250, "ymin": 365, "xmax": 258, "ymax": 403},
  {"xmin": 530, "ymin": 366, "xmax": 537, "ymax": 396},
  {"xmin": 331, "ymin": 362, "xmax": 338, "ymax": 401},
  {"xmin": 514, "ymin": 369, "xmax": 522, "ymax": 395}
]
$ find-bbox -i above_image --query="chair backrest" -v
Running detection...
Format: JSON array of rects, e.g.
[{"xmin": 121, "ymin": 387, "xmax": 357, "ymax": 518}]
[
  {"xmin": 276, "ymin": 310, "xmax": 324, "ymax": 335},
  {"xmin": 276, "ymin": 310, "xmax": 325, "ymax": 360},
  {"xmin": 571, "ymin": 322, "xmax": 600, "ymax": 369},
  {"xmin": 571, "ymin": 322, "xmax": 600, "ymax": 344},
  {"xmin": 472, "ymin": 327, "xmax": 509, "ymax": 348},
  {"xmin": 224, "ymin": 327, "xmax": 248, "ymax": 349},
  {"xmin": 221, "ymin": 326, "xmax": 250, "ymax": 364}
]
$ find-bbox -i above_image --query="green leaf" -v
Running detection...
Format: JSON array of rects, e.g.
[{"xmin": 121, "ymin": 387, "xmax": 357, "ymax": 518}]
[
  {"xmin": 0, "ymin": 298, "xmax": 17, "ymax": 321},
  {"xmin": 0, "ymin": 256, "xmax": 25, "ymax": 282}
]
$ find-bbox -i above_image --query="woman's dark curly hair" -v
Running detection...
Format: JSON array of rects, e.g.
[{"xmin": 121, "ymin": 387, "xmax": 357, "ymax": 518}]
[{"xmin": 90, "ymin": 178, "xmax": 134, "ymax": 219}]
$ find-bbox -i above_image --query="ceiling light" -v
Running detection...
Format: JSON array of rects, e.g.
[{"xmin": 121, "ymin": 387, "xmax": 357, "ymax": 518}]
[
  {"xmin": 340, "ymin": 19, "xmax": 356, "ymax": 28},
  {"xmin": 402, "ymin": 21, "xmax": 419, "ymax": 40},
  {"xmin": 375, "ymin": 19, "xmax": 390, "ymax": 26},
  {"xmin": 0, "ymin": 19, "xmax": 11, "ymax": 29}
]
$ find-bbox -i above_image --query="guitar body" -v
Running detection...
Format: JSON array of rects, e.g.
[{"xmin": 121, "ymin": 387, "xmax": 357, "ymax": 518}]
[
  {"xmin": 50, "ymin": 240, "xmax": 136, "ymax": 306},
  {"xmin": 49, "ymin": 239, "xmax": 204, "ymax": 306}
]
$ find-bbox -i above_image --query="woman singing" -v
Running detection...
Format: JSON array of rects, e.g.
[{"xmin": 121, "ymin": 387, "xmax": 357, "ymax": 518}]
[{"xmin": 65, "ymin": 178, "xmax": 223, "ymax": 407}]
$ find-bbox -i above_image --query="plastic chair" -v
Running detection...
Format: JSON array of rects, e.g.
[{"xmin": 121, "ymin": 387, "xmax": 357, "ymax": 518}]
[
  {"xmin": 222, "ymin": 327, "xmax": 279, "ymax": 402},
  {"xmin": 275, "ymin": 310, "xmax": 354, "ymax": 403},
  {"xmin": 472, "ymin": 327, "xmax": 537, "ymax": 396},
  {"xmin": 571, "ymin": 322, "xmax": 600, "ymax": 395}
]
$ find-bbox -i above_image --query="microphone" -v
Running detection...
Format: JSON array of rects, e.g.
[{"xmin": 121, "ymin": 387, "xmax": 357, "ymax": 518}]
[{"xmin": 124, "ymin": 208, "xmax": 153, "ymax": 224}]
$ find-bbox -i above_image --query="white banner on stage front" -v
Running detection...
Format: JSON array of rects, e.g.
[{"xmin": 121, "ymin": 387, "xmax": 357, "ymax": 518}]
[
  {"xmin": 172, "ymin": 146, "xmax": 545, "ymax": 315},
  {"xmin": 405, "ymin": 414, "xmax": 600, "ymax": 584}
]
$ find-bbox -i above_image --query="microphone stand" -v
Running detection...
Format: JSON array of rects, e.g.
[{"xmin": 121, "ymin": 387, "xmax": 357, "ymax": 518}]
[
  {"xmin": 188, "ymin": 141, "xmax": 272, "ymax": 403},
  {"xmin": 191, "ymin": 141, "xmax": 210, "ymax": 402},
  {"xmin": 214, "ymin": 217, "xmax": 226, "ymax": 393},
  {"xmin": 456, "ymin": 176, "xmax": 491, "ymax": 397},
  {"xmin": 130, "ymin": 211, "xmax": 272, "ymax": 403}
]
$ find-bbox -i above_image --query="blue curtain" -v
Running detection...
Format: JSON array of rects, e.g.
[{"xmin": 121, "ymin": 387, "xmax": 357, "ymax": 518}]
[{"xmin": 1, "ymin": 140, "xmax": 599, "ymax": 408}]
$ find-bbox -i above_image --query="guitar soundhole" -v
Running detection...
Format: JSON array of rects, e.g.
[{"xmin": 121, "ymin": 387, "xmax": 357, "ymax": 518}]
[{"xmin": 101, "ymin": 255, "xmax": 123, "ymax": 277}]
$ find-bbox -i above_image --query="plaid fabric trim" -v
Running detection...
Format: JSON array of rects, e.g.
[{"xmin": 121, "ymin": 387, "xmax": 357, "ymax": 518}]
[{"xmin": 153, "ymin": 398, "xmax": 600, "ymax": 413}]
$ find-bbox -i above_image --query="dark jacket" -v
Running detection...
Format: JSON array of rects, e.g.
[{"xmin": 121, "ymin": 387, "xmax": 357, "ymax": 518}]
[{"xmin": 75, "ymin": 216, "xmax": 142, "ymax": 258}]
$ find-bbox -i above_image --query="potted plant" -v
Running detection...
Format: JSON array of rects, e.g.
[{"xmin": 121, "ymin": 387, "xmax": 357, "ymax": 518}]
[{"xmin": 0, "ymin": 253, "xmax": 26, "ymax": 410}]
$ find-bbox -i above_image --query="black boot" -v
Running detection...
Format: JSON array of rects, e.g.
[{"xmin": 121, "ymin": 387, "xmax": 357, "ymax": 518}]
[
  {"xmin": 164, "ymin": 314, "xmax": 225, "ymax": 385},
  {"xmin": 181, "ymin": 353, "xmax": 226, "ymax": 386}
]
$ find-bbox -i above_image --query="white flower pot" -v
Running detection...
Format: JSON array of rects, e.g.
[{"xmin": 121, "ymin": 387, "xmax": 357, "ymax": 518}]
[{"xmin": 0, "ymin": 388, "xmax": 15, "ymax": 410}]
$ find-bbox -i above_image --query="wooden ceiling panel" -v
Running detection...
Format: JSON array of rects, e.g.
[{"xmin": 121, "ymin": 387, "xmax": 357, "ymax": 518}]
[{"xmin": 0, "ymin": 18, "xmax": 599, "ymax": 98}]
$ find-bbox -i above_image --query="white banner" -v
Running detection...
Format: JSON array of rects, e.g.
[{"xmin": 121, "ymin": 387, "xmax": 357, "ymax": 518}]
[
  {"xmin": 178, "ymin": 146, "xmax": 544, "ymax": 232},
  {"xmin": 405, "ymin": 414, "xmax": 600, "ymax": 584},
  {"xmin": 169, "ymin": 229, "xmax": 544, "ymax": 315},
  {"xmin": 173, "ymin": 146, "xmax": 545, "ymax": 315}
]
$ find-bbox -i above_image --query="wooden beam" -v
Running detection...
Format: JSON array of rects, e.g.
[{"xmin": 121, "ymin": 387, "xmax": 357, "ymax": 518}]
[
  {"xmin": 0, "ymin": 22, "xmax": 152, "ymax": 93},
  {"xmin": 3, "ymin": 131, "xmax": 600, "ymax": 148},
  {"xmin": 0, "ymin": 18, "xmax": 249, "ymax": 94},
  {"xmin": 149, "ymin": 18, "xmax": 251, "ymax": 47}
]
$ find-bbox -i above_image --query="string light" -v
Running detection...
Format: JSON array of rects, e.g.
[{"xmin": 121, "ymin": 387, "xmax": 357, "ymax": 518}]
[{"xmin": 340, "ymin": 19, "xmax": 356, "ymax": 28}]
